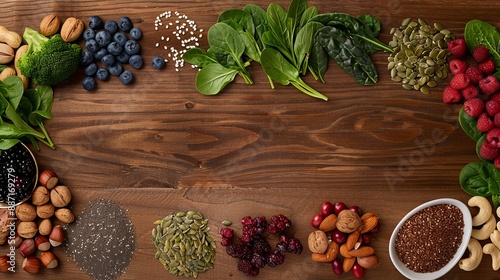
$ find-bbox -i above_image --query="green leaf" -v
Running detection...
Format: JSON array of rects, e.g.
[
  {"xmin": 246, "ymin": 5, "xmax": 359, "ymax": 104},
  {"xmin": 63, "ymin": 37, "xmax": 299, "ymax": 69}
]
[
  {"xmin": 218, "ymin": 9, "xmax": 255, "ymax": 36},
  {"xmin": 16, "ymin": 96, "xmax": 33, "ymax": 122},
  {"xmin": 1, "ymin": 76, "xmax": 24, "ymax": 110},
  {"xmin": 243, "ymin": 4, "xmax": 269, "ymax": 49},
  {"xmin": 208, "ymin": 23, "xmax": 245, "ymax": 59},
  {"xmin": 357, "ymin": 15, "xmax": 381, "ymax": 37},
  {"xmin": 493, "ymin": 194, "xmax": 500, "ymax": 209},
  {"xmin": 195, "ymin": 63, "xmax": 238, "ymax": 95},
  {"xmin": 299, "ymin": 6, "xmax": 318, "ymax": 28},
  {"xmin": 465, "ymin": 19, "xmax": 500, "ymax": 72},
  {"xmin": 459, "ymin": 162, "xmax": 500, "ymax": 197},
  {"xmin": 294, "ymin": 21, "xmax": 323, "ymax": 74},
  {"xmin": 308, "ymin": 39, "xmax": 328, "ymax": 82},
  {"xmin": 266, "ymin": 3, "xmax": 291, "ymax": 56},
  {"xmin": 240, "ymin": 31, "xmax": 261, "ymax": 62},
  {"xmin": 459, "ymin": 107, "xmax": 483, "ymax": 141},
  {"xmin": 0, "ymin": 138, "xmax": 20, "ymax": 150},
  {"xmin": 261, "ymin": 48, "xmax": 298, "ymax": 86}
]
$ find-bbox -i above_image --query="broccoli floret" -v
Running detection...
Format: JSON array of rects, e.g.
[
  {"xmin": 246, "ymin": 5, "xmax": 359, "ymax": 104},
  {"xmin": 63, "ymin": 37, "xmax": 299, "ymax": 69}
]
[{"xmin": 18, "ymin": 27, "xmax": 81, "ymax": 86}]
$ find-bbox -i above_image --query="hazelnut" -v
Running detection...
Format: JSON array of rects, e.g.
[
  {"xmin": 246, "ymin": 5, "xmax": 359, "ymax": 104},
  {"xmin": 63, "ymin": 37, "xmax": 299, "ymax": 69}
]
[
  {"xmin": 31, "ymin": 186, "xmax": 50, "ymax": 206},
  {"xmin": 38, "ymin": 218, "xmax": 52, "ymax": 236},
  {"xmin": 22, "ymin": 256, "xmax": 41, "ymax": 274},
  {"xmin": 38, "ymin": 169, "xmax": 58, "ymax": 189},
  {"xmin": 40, "ymin": 251, "xmax": 58, "ymax": 269},
  {"xmin": 0, "ymin": 256, "xmax": 12, "ymax": 272},
  {"xmin": 308, "ymin": 230, "xmax": 329, "ymax": 254},
  {"xmin": 336, "ymin": 210, "xmax": 362, "ymax": 233},
  {"xmin": 54, "ymin": 208, "xmax": 75, "ymax": 224},
  {"xmin": 50, "ymin": 185, "xmax": 71, "ymax": 207},
  {"xmin": 49, "ymin": 225, "xmax": 65, "ymax": 247},
  {"xmin": 18, "ymin": 238, "xmax": 35, "ymax": 257},
  {"xmin": 15, "ymin": 202, "xmax": 37, "ymax": 221},
  {"xmin": 17, "ymin": 221, "xmax": 38, "ymax": 239},
  {"xmin": 36, "ymin": 203, "xmax": 55, "ymax": 219},
  {"xmin": 39, "ymin": 14, "xmax": 60, "ymax": 36},
  {"xmin": 35, "ymin": 235, "xmax": 51, "ymax": 251},
  {"xmin": 60, "ymin": 17, "xmax": 84, "ymax": 42}
]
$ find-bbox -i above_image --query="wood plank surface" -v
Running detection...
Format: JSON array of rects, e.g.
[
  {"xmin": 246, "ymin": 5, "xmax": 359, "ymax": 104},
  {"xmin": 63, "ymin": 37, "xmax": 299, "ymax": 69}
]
[{"xmin": 0, "ymin": 0, "xmax": 498, "ymax": 279}]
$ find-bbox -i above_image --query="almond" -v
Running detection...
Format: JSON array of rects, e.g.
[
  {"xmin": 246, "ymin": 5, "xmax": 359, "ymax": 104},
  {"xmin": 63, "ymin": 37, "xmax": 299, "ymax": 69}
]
[
  {"xmin": 346, "ymin": 227, "xmax": 362, "ymax": 250},
  {"xmin": 343, "ymin": 257, "xmax": 356, "ymax": 272},
  {"xmin": 311, "ymin": 252, "xmax": 332, "ymax": 262},
  {"xmin": 340, "ymin": 243, "xmax": 352, "ymax": 258},
  {"xmin": 348, "ymin": 246, "xmax": 375, "ymax": 258},
  {"xmin": 361, "ymin": 215, "xmax": 379, "ymax": 234},
  {"xmin": 360, "ymin": 211, "xmax": 376, "ymax": 221},
  {"xmin": 319, "ymin": 213, "xmax": 337, "ymax": 232},
  {"xmin": 325, "ymin": 241, "xmax": 339, "ymax": 260}
]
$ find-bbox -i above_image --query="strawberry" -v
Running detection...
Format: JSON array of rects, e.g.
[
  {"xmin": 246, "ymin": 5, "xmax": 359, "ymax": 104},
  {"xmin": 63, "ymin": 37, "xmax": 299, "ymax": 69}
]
[
  {"xmin": 486, "ymin": 99, "xmax": 500, "ymax": 116},
  {"xmin": 460, "ymin": 84, "xmax": 479, "ymax": 99},
  {"xmin": 449, "ymin": 59, "xmax": 468, "ymax": 75},
  {"xmin": 480, "ymin": 140, "xmax": 499, "ymax": 160},
  {"xmin": 450, "ymin": 73, "xmax": 470, "ymax": 90},
  {"xmin": 442, "ymin": 86, "xmax": 462, "ymax": 103},
  {"xmin": 487, "ymin": 128, "xmax": 500, "ymax": 148},
  {"xmin": 494, "ymin": 113, "xmax": 500, "ymax": 127},
  {"xmin": 477, "ymin": 113, "xmax": 495, "ymax": 132},
  {"xmin": 447, "ymin": 38, "xmax": 468, "ymax": 58},
  {"xmin": 464, "ymin": 98, "xmax": 485, "ymax": 117},
  {"xmin": 479, "ymin": 75, "xmax": 500, "ymax": 95},
  {"xmin": 465, "ymin": 66, "xmax": 484, "ymax": 85},
  {"xmin": 479, "ymin": 59, "xmax": 496, "ymax": 75},
  {"xmin": 472, "ymin": 45, "xmax": 490, "ymax": 63}
]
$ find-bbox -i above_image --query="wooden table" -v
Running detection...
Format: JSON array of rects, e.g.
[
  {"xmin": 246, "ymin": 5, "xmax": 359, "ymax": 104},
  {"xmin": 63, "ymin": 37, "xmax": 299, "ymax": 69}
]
[{"xmin": 1, "ymin": 0, "xmax": 497, "ymax": 279}]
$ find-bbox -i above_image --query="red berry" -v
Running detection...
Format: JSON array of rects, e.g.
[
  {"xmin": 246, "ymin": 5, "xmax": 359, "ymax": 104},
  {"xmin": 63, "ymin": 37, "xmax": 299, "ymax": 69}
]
[
  {"xmin": 333, "ymin": 202, "xmax": 347, "ymax": 215},
  {"xmin": 495, "ymin": 156, "xmax": 500, "ymax": 169},
  {"xmin": 461, "ymin": 84, "xmax": 479, "ymax": 100},
  {"xmin": 495, "ymin": 113, "xmax": 500, "ymax": 127},
  {"xmin": 479, "ymin": 59, "xmax": 496, "ymax": 75},
  {"xmin": 487, "ymin": 100, "xmax": 500, "ymax": 117},
  {"xmin": 465, "ymin": 66, "xmax": 484, "ymax": 85},
  {"xmin": 331, "ymin": 259, "xmax": 344, "ymax": 275},
  {"xmin": 352, "ymin": 263, "xmax": 365, "ymax": 279},
  {"xmin": 492, "ymin": 93, "xmax": 500, "ymax": 103},
  {"xmin": 487, "ymin": 128, "xmax": 500, "ymax": 148},
  {"xmin": 472, "ymin": 45, "xmax": 490, "ymax": 63},
  {"xmin": 311, "ymin": 213, "xmax": 323, "ymax": 228},
  {"xmin": 464, "ymin": 98, "xmax": 485, "ymax": 118},
  {"xmin": 442, "ymin": 86, "xmax": 462, "ymax": 103},
  {"xmin": 331, "ymin": 229, "xmax": 348, "ymax": 244},
  {"xmin": 480, "ymin": 140, "xmax": 499, "ymax": 160},
  {"xmin": 477, "ymin": 113, "xmax": 495, "ymax": 132},
  {"xmin": 479, "ymin": 75, "xmax": 500, "ymax": 95},
  {"xmin": 349, "ymin": 205, "xmax": 362, "ymax": 216},
  {"xmin": 320, "ymin": 201, "xmax": 334, "ymax": 217},
  {"xmin": 450, "ymin": 73, "xmax": 470, "ymax": 90},
  {"xmin": 447, "ymin": 38, "xmax": 467, "ymax": 58},
  {"xmin": 449, "ymin": 59, "xmax": 468, "ymax": 75}
]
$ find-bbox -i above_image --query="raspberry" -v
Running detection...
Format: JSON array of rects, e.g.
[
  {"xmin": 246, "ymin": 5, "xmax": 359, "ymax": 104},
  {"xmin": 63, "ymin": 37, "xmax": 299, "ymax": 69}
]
[
  {"xmin": 442, "ymin": 86, "xmax": 462, "ymax": 103},
  {"xmin": 486, "ymin": 100, "xmax": 500, "ymax": 117},
  {"xmin": 479, "ymin": 59, "xmax": 496, "ymax": 75},
  {"xmin": 479, "ymin": 76, "xmax": 500, "ymax": 95},
  {"xmin": 477, "ymin": 113, "xmax": 495, "ymax": 132},
  {"xmin": 447, "ymin": 38, "xmax": 468, "ymax": 58},
  {"xmin": 472, "ymin": 45, "xmax": 490, "ymax": 63},
  {"xmin": 449, "ymin": 59, "xmax": 468, "ymax": 75},
  {"xmin": 461, "ymin": 84, "xmax": 479, "ymax": 100},
  {"xmin": 450, "ymin": 73, "xmax": 470, "ymax": 90},
  {"xmin": 465, "ymin": 66, "xmax": 484, "ymax": 85},
  {"xmin": 268, "ymin": 214, "xmax": 292, "ymax": 234},
  {"xmin": 463, "ymin": 98, "xmax": 485, "ymax": 117},
  {"xmin": 492, "ymin": 93, "xmax": 500, "ymax": 103},
  {"xmin": 487, "ymin": 128, "xmax": 500, "ymax": 148},
  {"xmin": 221, "ymin": 237, "xmax": 231, "ymax": 246},
  {"xmin": 220, "ymin": 227, "xmax": 235, "ymax": 239},
  {"xmin": 480, "ymin": 141, "xmax": 499, "ymax": 160},
  {"xmin": 495, "ymin": 156, "xmax": 500, "ymax": 169},
  {"xmin": 495, "ymin": 113, "xmax": 500, "ymax": 127}
]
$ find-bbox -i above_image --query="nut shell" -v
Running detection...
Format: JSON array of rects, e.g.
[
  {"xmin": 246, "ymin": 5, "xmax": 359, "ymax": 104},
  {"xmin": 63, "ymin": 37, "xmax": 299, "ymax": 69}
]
[
  {"xmin": 50, "ymin": 185, "xmax": 71, "ymax": 207},
  {"xmin": 15, "ymin": 202, "xmax": 37, "ymax": 221},
  {"xmin": 40, "ymin": 14, "xmax": 61, "ymax": 36},
  {"xmin": 17, "ymin": 221, "xmax": 38, "ymax": 239},
  {"xmin": 0, "ymin": 43, "xmax": 14, "ymax": 64},
  {"xmin": 308, "ymin": 230, "xmax": 329, "ymax": 254},
  {"xmin": 36, "ymin": 203, "xmax": 55, "ymax": 219},
  {"xmin": 60, "ymin": 17, "xmax": 84, "ymax": 42},
  {"xmin": 336, "ymin": 210, "xmax": 362, "ymax": 233},
  {"xmin": 55, "ymin": 208, "xmax": 75, "ymax": 224},
  {"xmin": 31, "ymin": 186, "xmax": 50, "ymax": 206}
]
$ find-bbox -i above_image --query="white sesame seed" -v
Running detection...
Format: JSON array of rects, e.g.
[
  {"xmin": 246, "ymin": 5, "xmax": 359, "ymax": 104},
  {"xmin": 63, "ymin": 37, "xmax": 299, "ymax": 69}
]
[
  {"xmin": 161, "ymin": 36, "xmax": 165, "ymax": 40},
  {"xmin": 155, "ymin": 43, "xmax": 159, "ymax": 47}
]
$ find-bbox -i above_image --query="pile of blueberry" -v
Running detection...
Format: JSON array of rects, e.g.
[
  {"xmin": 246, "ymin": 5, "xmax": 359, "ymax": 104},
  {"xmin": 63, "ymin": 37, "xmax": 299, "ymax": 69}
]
[
  {"xmin": 80, "ymin": 16, "xmax": 144, "ymax": 90},
  {"xmin": 1, "ymin": 143, "xmax": 37, "ymax": 205}
]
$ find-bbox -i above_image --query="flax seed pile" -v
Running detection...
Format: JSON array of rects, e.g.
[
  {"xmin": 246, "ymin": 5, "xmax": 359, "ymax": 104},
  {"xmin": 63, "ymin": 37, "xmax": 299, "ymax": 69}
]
[
  {"xmin": 64, "ymin": 199, "xmax": 136, "ymax": 280},
  {"xmin": 395, "ymin": 204, "xmax": 464, "ymax": 273}
]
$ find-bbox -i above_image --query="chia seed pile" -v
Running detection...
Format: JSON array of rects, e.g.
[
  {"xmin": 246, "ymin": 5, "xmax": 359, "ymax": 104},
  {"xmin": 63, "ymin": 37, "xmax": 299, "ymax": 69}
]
[
  {"xmin": 64, "ymin": 199, "xmax": 136, "ymax": 280},
  {"xmin": 0, "ymin": 143, "xmax": 37, "ymax": 205},
  {"xmin": 395, "ymin": 204, "xmax": 464, "ymax": 273}
]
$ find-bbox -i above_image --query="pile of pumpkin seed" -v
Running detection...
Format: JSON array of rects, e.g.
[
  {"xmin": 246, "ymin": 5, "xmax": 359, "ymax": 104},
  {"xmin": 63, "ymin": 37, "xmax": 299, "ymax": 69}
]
[
  {"xmin": 152, "ymin": 210, "xmax": 216, "ymax": 278},
  {"xmin": 388, "ymin": 18, "xmax": 455, "ymax": 94}
]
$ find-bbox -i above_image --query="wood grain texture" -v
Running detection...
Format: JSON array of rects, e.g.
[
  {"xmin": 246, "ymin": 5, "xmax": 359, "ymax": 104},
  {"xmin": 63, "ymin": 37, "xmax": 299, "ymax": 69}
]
[{"xmin": 1, "ymin": 0, "xmax": 499, "ymax": 279}]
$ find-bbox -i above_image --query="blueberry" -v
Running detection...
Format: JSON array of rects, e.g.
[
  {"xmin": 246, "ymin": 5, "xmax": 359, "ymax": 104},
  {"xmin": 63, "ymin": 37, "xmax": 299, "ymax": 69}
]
[
  {"xmin": 80, "ymin": 49, "xmax": 94, "ymax": 66},
  {"xmin": 107, "ymin": 42, "xmax": 122, "ymax": 56},
  {"xmin": 108, "ymin": 63, "xmax": 123, "ymax": 76},
  {"xmin": 118, "ymin": 16, "xmax": 133, "ymax": 32},
  {"xmin": 83, "ymin": 28, "xmax": 96, "ymax": 41},
  {"xmin": 124, "ymin": 40, "xmax": 140, "ymax": 55},
  {"xmin": 82, "ymin": 77, "xmax": 96, "ymax": 91},
  {"xmin": 129, "ymin": 55, "xmax": 143, "ymax": 69},
  {"xmin": 104, "ymin": 20, "xmax": 119, "ymax": 35},
  {"xmin": 115, "ymin": 52, "xmax": 130, "ymax": 64},
  {"xmin": 129, "ymin": 27, "xmax": 142, "ymax": 40},
  {"xmin": 113, "ymin": 32, "xmax": 127, "ymax": 46},
  {"xmin": 119, "ymin": 70, "xmax": 134, "ymax": 85},
  {"xmin": 85, "ymin": 39, "xmax": 100, "ymax": 53},
  {"xmin": 95, "ymin": 30, "xmax": 112, "ymax": 47},
  {"xmin": 88, "ymin": 16, "xmax": 103, "ymax": 30},
  {"xmin": 94, "ymin": 48, "xmax": 108, "ymax": 60},
  {"xmin": 151, "ymin": 56, "xmax": 166, "ymax": 69},
  {"xmin": 84, "ymin": 63, "xmax": 98, "ymax": 76},
  {"xmin": 101, "ymin": 54, "xmax": 116, "ymax": 67},
  {"xmin": 96, "ymin": 68, "xmax": 110, "ymax": 81}
]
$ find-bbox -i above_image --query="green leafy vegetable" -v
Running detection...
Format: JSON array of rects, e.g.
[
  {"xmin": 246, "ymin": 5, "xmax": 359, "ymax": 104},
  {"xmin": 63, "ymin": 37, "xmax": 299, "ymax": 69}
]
[
  {"xmin": 464, "ymin": 19, "xmax": 500, "ymax": 74},
  {"xmin": 459, "ymin": 107, "xmax": 483, "ymax": 141},
  {"xmin": 195, "ymin": 64, "xmax": 239, "ymax": 95},
  {"xmin": 459, "ymin": 162, "xmax": 500, "ymax": 199}
]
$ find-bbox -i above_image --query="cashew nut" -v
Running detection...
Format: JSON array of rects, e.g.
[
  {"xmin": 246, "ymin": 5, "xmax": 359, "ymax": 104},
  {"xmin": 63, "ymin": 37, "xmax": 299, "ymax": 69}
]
[
  {"xmin": 472, "ymin": 213, "xmax": 496, "ymax": 240},
  {"xmin": 497, "ymin": 206, "xmax": 500, "ymax": 219},
  {"xmin": 459, "ymin": 238, "xmax": 483, "ymax": 271},
  {"xmin": 484, "ymin": 243, "xmax": 500, "ymax": 270},
  {"xmin": 492, "ymin": 230, "xmax": 500, "ymax": 250},
  {"xmin": 468, "ymin": 196, "xmax": 493, "ymax": 226}
]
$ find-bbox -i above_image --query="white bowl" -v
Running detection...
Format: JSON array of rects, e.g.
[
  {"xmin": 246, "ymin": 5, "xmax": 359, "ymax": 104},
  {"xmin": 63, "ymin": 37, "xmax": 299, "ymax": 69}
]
[{"xmin": 389, "ymin": 198, "xmax": 472, "ymax": 280}]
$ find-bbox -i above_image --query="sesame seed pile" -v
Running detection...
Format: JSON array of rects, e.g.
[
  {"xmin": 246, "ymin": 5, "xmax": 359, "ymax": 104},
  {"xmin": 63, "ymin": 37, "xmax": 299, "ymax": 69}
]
[
  {"xmin": 64, "ymin": 199, "xmax": 136, "ymax": 280},
  {"xmin": 154, "ymin": 11, "xmax": 204, "ymax": 72}
]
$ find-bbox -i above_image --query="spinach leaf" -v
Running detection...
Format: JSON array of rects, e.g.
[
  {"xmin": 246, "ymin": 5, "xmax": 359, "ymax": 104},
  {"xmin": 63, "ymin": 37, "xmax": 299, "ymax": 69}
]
[
  {"xmin": 243, "ymin": 4, "xmax": 269, "ymax": 49},
  {"xmin": 1, "ymin": 75, "xmax": 24, "ymax": 110},
  {"xmin": 0, "ymin": 138, "xmax": 19, "ymax": 150},
  {"xmin": 261, "ymin": 47, "xmax": 327, "ymax": 100},
  {"xmin": 493, "ymin": 194, "xmax": 500, "ymax": 209},
  {"xmin": 16, "ymin": 96, "xmax": 33, "ymax": 122},
  {"xmin": 308, "ymin": 39, "xmax": 328, "ymax": 82},
  {"xmin": 287, "ymin": 0, "xmax": 307, "ymax": 35},
  {"xmin": 464, "ymin": 19, "xmax": 500, "ymax": 73},
  {"xmin": 358, "ymin": 15, "xmax": 381, "ymax": 37},
  {"xmin": 294, "ymin": 21, "xmax": 323, "ymax": 75},
  {"xmin": 459, "ymin": 107, "xmax": 483, "ymax": 141},
  {"xmin": 183, "ymin": 48, "xmax": 218, "ymax": 68},
  {"xmin": 195, "ymin": 63, "xmax": 239, "ymax": 95},
  {"xmin": 218, "ymin": 9, "xmax": 255, "ymax": 36},
  {"xmin": 265, "ymin": 3, "xmax": 292, "ymax": 59},
  {"xmin": 299, "ymin": 6, "xmax": 318, "ymax": 28},
  {"xmin": 459, "ymin": 162, "xmax": 500, "ymax": 197},
  {"xmin": 317, "ymin": 26, "xmax": 378, "ymax": 84}
]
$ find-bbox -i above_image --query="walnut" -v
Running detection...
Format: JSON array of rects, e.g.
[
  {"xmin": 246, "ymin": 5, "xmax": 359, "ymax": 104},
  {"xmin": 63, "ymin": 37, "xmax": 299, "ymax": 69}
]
[
  {"xmin": 15, "ymin": 202, "xmax": 37, "ymax": 221},
  {"xmin": 308, "ymin": 230, "xmax": 329, "ymax": 254},
  {"xmin": 336, "ymin": 210, "xmax": 362, "ymax": 233},
  {"xmin": 17, "ymin": 221, "xmax": 38, "ymax": 238},
  {"xmin": 31, "ymin": 186, "xmax": 50, "ymax": 205},
  {"xmin": 50, "ymin": 185, "xmax": 71, "ymax": 207},
  {"xmin": 36, "ymin": 203, "xmax": 55, "ymax": 219}
]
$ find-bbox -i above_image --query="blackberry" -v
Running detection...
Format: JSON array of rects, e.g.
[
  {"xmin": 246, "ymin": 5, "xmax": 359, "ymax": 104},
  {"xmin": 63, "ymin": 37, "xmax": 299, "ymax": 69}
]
[
  {"xmin": 241, "ymin": 216, "xmax": 267, "ymax": 243},
  {"xmin": 266, "ymin": 250, "xmax": 285, "ymax": 267},
  {"xmin": 250, "ymin": 252, "xmax": 266, "ymax": 269},
  {"xmin": 0, "ymin": 143, "xmax": 37, "ymax": 205},
  {"xmin": 226, "ymin": 243, "xmax": 251, "ymax": 260},
  {"xmin": 247, "ymin": 267, "xmax": 260, "ymax": 277},
  {"xmin": 286, "ymin": 237, "xmax": 303, "ymax": 254},
  {"xmin": 251, "ymin": 237, "xmax": 271, "ymax": 255},
  {"xmin": 237, "ymin": 259, "xmax": 252, "ymax": 274},
  {"xmin": 268, "ymin": 214, "xmax": 292, "ymax": 234},
  {"xmin": 275, "ymin": 241, "xmax": 288, "ymax": 254}
]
